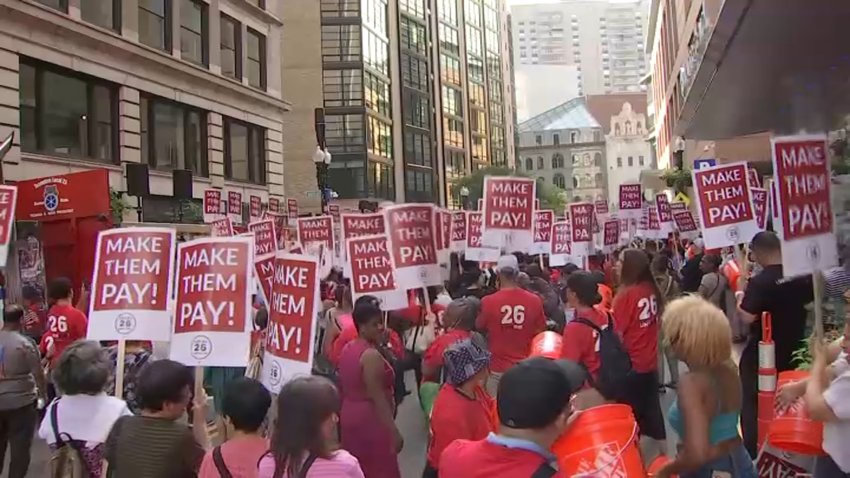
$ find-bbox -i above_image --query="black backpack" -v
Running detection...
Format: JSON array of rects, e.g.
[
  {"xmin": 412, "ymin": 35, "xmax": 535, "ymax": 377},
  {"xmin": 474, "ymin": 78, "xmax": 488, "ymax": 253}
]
[{"xmin": 573, "ymin": 313, "xmax": 635, "ymax": 401}]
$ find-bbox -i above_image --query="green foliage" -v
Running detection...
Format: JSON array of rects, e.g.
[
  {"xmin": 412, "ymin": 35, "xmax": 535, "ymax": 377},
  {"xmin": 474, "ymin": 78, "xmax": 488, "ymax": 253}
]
[
  {"xmin": 109, "ymin": 187, "xmax": 126, "ymax": 225},
  {"xmin": 791, "ymin": 338, "xmax": 812, "ymax": 371},
  {"xmin": 453, "ymin": 166, "xmax": 568, "ymax": 214},
  {"xmin": 660, "ymin": 168, "xmax": 693, "ymax": 193}
]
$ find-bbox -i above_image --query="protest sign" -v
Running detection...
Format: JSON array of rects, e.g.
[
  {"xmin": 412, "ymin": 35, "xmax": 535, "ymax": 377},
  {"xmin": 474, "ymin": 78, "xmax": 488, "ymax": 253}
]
[
  {"xmin": 466, "ymin": 211, "xmax": 500, "ymax": 262},
  {"xmin": 203, "ymin": 189, "xmax": 221, "ymax": 223},
  {"xmin": 670, "ymin": 201, "xmax": 687, "ymax": 213},
  {"xmin": 655, "ymin": 193, "xmax": 674, "ymax": 235},
  {"xmin": 747, "ymin": 168, "xmax": 762, "ymax": 189},
  {"xmin": 692, "ymin": 162, "xmax": 759, "ymax": 249},
  {"xmin": 88, "ymin": 228, "xmax": 175, "ymax": 341},
  {"xmin": 347, "ymin": 235, "xmax": 407, "ymax": 310},
  {"xmin": 297, "ymin": 216, "xmax": 334, "ymax": 251},
  {"xmin": 341, "ymin": 212, "xmax": 385, "ymax": 239},
  {"xmin": 171, "ymin": 236, "xmax": 253, "ymax": 367},
  {"xmin": 619, "ymin": 184, "xmax": 642, "ymax": 218},
  {"xmin": 771, "ymin": 134, "xmax": 836, "ymax": 276},
  {"xmin": 262, "ymin": 252, "xmax": 319, "ymax": 393},
  {"xmin": 328, "ymin": 204, "xmax": 341, "ymax": 222},
  {"xmin": 769, "ymin": 179, "xmax": 782, "ymax": 239},
  {"xmin": 647, "ymin": 204, "xmax": 661, "ymax": 239},
  {"xmin": 569, "ymin": 203, "xmax": 594, "ymax": 257},
  {"xmin": 287, "ymin": 198, "xmax": 298, "ymax": 225},
  {"xmin": 268, "ymin": 197, "xmax": 280, "ymax": 213},
  {"xmin": 550, "ymin": 222, "xmax": 573, "ymax": 267},
  {"xmin": 751, "ymin": 187, "xmax": 768, "ymax": 231},
  {"xmin": 534, "ymin": 198, "xmax": 540, "ymax": 210},
  {"xmin": 481, "ymin": 176, "xmax": 535, "ymax": 248},
  {"xmin": 227, "ymin": 191, "xmax": 242, "ymax": 224},
  {"xmin": 248, "ymin": 219, "xmax": 278, "ymax": 304},
  {"xmin": 530, "ymin": 210, "xmax": 554, "ymax": 255},
  {"xmin": 603, "ymin": 219, "xmax": 619, "ymax": 254},
  {"xmin": 383, "ymin": 204, "xmax": 441, "ymax": 288},
  {"xmin": 594, "ymin": 200, "xmax": 609, "ymax": 216},
  {"xmin": 250, "ymin": 195, "xmax": 262, "ymax": 219},
  {"xmin": 0, "ymin": 185, "xmax": 16, "ymax": 267},
  {"xmin": 673, "ymin": 210, "xmax": 699, "ymax": 239},
  {"xmin": 435, "ymin": 209, "xmax": 452, "ymax": 251},
  {"xmin": 211, "ymin": 217, "xmax": 234, "ymax": 237},
  {"xmin": 636, "ymin": 206, "xmax": 649, "ymax": 237},
  {"xmin": 451, "ymin": 211, "xmax": 467, "ymax": 252}
]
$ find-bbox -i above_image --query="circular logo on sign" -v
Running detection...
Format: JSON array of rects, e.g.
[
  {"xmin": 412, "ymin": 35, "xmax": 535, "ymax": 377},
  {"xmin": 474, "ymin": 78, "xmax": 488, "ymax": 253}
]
[
  {"xmin": 268, "ymin": 361, "xmax": 282, "ymax": 387},
  {"xmin": 190, "ymin": 336, "xmax": 213, "ymax": 360},
  {"xmin": 114, "ymin": 313, "xmax": 137, "ymax": 335},
  {"xmin": 725, "ymin": 226, "xmax": 739, "ymax": 243},
  {"xmin": 806, "ymin": 243, "xmax": 821, "ymax": 265},
  {"xmin": 44, "ymin": 193, "xmax": 59, "ymax": 212}
]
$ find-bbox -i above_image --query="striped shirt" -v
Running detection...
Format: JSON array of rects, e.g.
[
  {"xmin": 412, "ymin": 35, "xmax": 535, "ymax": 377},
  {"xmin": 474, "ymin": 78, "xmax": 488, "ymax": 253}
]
[
  {"xmin": 104, "ymin": 416, "xmax": 204, "ymax": 478},
  {"xmin": 257, "ymin": 450, "xmax": 364, "ymax": 478},
  {"xmin": 825, "ymin": 267, "xmax": 850, "ymax": 299}
]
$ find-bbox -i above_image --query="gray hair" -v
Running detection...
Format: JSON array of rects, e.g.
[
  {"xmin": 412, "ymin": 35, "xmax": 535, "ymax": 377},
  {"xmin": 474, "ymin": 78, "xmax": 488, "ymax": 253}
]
[{"xmin": 52, "ymin": 341, "xmax": 111, "ymax": 396}]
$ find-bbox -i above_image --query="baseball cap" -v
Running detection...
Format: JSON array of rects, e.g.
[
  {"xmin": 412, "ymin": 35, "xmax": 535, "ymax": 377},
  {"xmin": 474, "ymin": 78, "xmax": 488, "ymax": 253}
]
[
  {"xmin": 496, "ymin": 255, "xmax": 519, "ymax": 273},
  {"xmin": 443, "ymin": 339, "xmax": 491, "ymax": 386},
  {"xmin": 497, "ymin": 357, "xmax": 584, "ymax": 429}
]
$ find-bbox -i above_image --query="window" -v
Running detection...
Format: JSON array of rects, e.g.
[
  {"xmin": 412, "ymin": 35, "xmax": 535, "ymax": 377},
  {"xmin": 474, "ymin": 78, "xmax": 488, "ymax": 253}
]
[
  {"xmin": 439, "ymin": 0, "xmax": 458, "ymax": 25},
  {"xmin": 19, "ymin": 60, "xmax": 117, "ymax": 163},
  {"xmin": 441, "ymin": 85, "xmax": 462, "ymax": 117},
  {"xmin": 535, "ymin": 135, "xmax": 542, "ymax": 146},
  {"xmin": 439, "ymin": 24, "xmax": 460, "ymax": 55},
  {"xmin": 406, "ymin": 167, "xmax": 435, "ymax": 202},
  {"xmin": 570, "ymin": 130, "xmax": 578, "ymax": 143},
  {"xmin": 364, "ymin": 72, "xmax": 391, "ymax": 116},
  {"xmin": 628, "ymin": 156, "xmax": 633, "ymax": 167},
  {"xmin": 400, "ymin": 17, "xmax": 427, "ymax": 54},
  {"xmin": 180, "ymin": 0, "xmax": 207, "ymax": 66},
  {"xmin": 617, "ymin": 157, "xmax": 622, "ymax": 167},
  {"xmin": 321, "ymin": 25, "xmax": 361, "ymax": 61},
  {"xmin": 525, "ymin": 157, "xmax": 533, "ymax": 170},
  {"xmin": 402, "ymin": 55, "xmax": 428, "ymax": 91},
  {"xmin": 324, "ymin": 69, "xmax": 364, "ymax": 108},
  {"xmin": 368, "ymin": 161, "xmax": 395, "ymax": 200},
  {"xmin": 36, "ymin": 0, "xmax": 66, "ymax": 12},
  {"xmin": 404, "ymin": 131, "xmax": 431, "ymax": 167},
  {"xmin": 139, "ymin": 0, "xmax": 171, "ymax": 52},
  {"xmin": 553, "ymin": 173, "xmax": 566, "ymax": 189},
  {"xmin": 553, "ymin": 134, "xmax": 560, "ymax": 146},
  {"xmin": 443, "ymin": 118, "xmax": 463, "ymax": 148},
  {"xmin": 404, "ymin": 93, "xmax": 429, "ymax": 129},
  {"xmin": 247, "ymin": 28, "xmax": 267, "ymax": 90},
  {"xmin": 537, "ymin": 156, "xmax": 543, "ymax": 169},
  {"xmin": 224, "ymin": 118, "xmax": 266, "ymax": 184},
  {"xmin": 594, "ymin": 152, "xmax": 602, "ymax": 166},
  {"xmin": 326, "ymin": 114, "xmax": 365, "ymax": 153},
  {"xmin": 363, "ymin": 29, "xmax": 389, "ymax": 75},
  {"xmin": 551, "ymin": 153, "xmax": 564, "ymax": 168},
  {"xmin": 246, "ymin": 0, "xmax": 266, "ymax": 8},
  {"xmin": 639, "ymin": 155, "xmax": 645, "ymax": 166},
  {"xmin": 440, "ymin": 55, "xmax": 461, "ymax": 85},
  {"xmin": 367, "ymin": 116, "xmax": 392, "ymax": 159},
  {"xmin": 400, "ymin": 0, "xmax": 426, "ymax": 18},
  {"xmin": 140, "ymin": 95, "xmax": 208, "ymax": 176},
  {"xmin": 81, "ymin": 0, "xmax": 120, "ymax": 31},
  {"xmin": 220, "ymin": 15, "xmax": 241, "ymax": 80}
]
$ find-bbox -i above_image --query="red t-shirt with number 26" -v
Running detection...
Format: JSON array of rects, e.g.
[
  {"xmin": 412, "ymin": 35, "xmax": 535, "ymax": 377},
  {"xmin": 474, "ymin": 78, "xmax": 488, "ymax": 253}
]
[
  {"xmin": 39, "ymin": 304, "xmax": 88, "ymax": 367},
  {"xmin": 476, "ymin": 287, "xmax": 546, "ymax": 372},
  {"xmin": 612, "ymin": 282, "xmax": 659, "ymax": 373}
]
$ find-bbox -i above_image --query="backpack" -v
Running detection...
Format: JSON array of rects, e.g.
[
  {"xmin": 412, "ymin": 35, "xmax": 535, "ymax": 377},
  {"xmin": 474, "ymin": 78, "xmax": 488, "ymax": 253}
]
[
  {"xmin": 531, "ymin": 462, "xmax": 557, "ymax": 478},
  {"xmin": 49, "ymin": 400, "xmax": 91, "ymax": 478},
  {"xmin": 573, "ymin": 313, "xmax": 635, "ymax": 401}
]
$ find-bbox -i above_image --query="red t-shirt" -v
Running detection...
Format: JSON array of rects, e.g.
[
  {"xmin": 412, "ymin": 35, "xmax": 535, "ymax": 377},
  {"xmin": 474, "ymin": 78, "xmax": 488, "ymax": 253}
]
[
  {"xmin": 476, "ymin": 288, "xmax": 546, "ymax": 372},
  {"xmin": 39, "ymin": 303, "xmax": 88, "ymax": 367},
  {"xmin": 330, "ymin": 325, "xmax": 404, "ymax": 366},
  {"xmin": 427, "ymin": 385, "xmax": 496, "ymax": 468},
  {"xmin": 612, "ymin": 283, "xmax": 659, "ymax": 373},
  {"xmin": 561, "ymin": 307, "xmax": 609, "ymax": 379},
  {"xmin": 439, "ymin": 438, "xmax": 564, "ymax": 478},
  {"xmin": 422, "ymin": 329, "xmax": 472, "ymax": 382}
]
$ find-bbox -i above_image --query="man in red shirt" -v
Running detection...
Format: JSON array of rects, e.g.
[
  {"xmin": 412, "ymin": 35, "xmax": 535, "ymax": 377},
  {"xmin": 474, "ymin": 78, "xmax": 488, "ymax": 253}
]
[
  {"xmin": 476, "ymin": 255, "xmax": 546, "ymax": 397},
  {"xmin": 39, "ymin": 277, "xmax": 88, "ymax": 370},
  {"xmin": 439, "ymin": 357, "xmax": 585, "ymax": 478}
]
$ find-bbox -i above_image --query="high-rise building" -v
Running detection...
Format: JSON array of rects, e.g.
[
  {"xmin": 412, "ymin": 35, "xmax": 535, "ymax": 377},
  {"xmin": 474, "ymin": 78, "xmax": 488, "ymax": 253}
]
[
  {"xmin": 307, "ymin": 0, "xmax": 516, "ymax": 209},
  {"xmin": 511, "ymin": 0, "xmax": 648, "ymax": 118}
]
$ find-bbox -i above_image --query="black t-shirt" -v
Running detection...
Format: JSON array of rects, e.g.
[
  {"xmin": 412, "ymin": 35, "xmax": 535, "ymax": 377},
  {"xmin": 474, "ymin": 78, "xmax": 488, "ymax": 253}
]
[{"xmin": 739, "ymin": 264, "xmax": 813, "ymax": 370}]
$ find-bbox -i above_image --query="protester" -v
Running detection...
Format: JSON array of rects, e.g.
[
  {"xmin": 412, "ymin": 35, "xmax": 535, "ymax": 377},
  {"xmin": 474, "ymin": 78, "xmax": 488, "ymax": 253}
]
[
  {"xmin": 421, "ymin": 297, "xmax": 481, "ymax": 382},
  {"xmin": 652, "ymin": 255, "xmax": 681, "ymax": 388},
  {"xmin": 560, "ymin": 271, "xmax": 608, "ymax": 381},
  {"xmin": 338, "ymin": 296, "xmax": 402, "ymax": 478},
  {"xmin": 106, "ymin": 340, "xmax": 154, "ymax": 413},
  {"xmin": 612, "ymin": 248, "xmax": 667, "ymax": 453},
  {"xmin": 40, "ymin": 277, "xmax": 88, "ymax": 374},
  {"xmin": 200, "ymin": 377, "xmax": 272, "ymax": 478},
  {"xmin": 258, "ymin": 376, "xmax": 363, "ymax": 477},
  {"xmin": 476, "ymin": 255, "xmax": 547, "ymax": 397},
  {"xmin": 39, "ymin": 341, "xmax": 131, "ymax": 478},
  {"xmin": 104, "ymin": 360, "xmax": 209, "ymax": 477},
  {"xmin": 438, "ymin": 357, "xmax": 585, "ymax": 477},
  {"xmin": 656, "ymin": 296, "xmax": 755, "ymax": 478},
  {"xmin": 424, "ymin": 339, "xmax": 495, "ymax": 477},
  {"xmin": 592, "ymin": 270, "xmax": 614, "ymax": 313},
  {"xmin": 0, "ymin": 305, "xmax": 47, "ymax": 478},
  {"xmin": 322, "ymin": 284, "xmax": 354, "ymax": 360},
  {"xmin": 737, "ymin": 231, "xmax": 813, "ymax": 457},
  {"xmin": 21, "ymin": 285, "xmax": 46, "ymax": 344},
  {"xmin": 681, "ymin": 238, "xmax": 706, "ymax": 293}
]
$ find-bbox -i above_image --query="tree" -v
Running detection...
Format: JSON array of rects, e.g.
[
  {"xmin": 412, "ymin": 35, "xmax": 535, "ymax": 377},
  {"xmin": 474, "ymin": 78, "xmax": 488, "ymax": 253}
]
[{"xmin": 453, "ymin": 166, "xmax": 567, "ymax": 214}]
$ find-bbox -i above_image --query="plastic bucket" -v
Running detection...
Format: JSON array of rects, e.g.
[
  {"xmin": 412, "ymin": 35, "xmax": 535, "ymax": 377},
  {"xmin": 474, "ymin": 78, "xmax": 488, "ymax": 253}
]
[
  {"xmin": 768, "ymin": 371, "xmax": 825, "ymax": 455},
  {"xmin": 529, "ymin": 331, "xmax": 563, "ymax": 360},
  {"xmin": 553, "ymin": 404, "xmax": 646, "ymax": 477},
  {"xmin": 722, "ymin": 259, "xmax": 740, "ymax": 293},
  {"xmin": 646, "ymin": 455, "xmax": 676, "ymax": 477}
]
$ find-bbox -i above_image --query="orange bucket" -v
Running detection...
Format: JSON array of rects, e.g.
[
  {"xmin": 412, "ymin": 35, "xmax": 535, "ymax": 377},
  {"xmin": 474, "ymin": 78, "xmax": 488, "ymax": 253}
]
[
  {"xmin": 722, "ymin": 259, "xmax": 740, "ymax": 293},
  {"xmin": 553, "ymin": 404, "xmax": 645, "ymax": 477},
  {"xmin": 767, "ymin": 370, "xmax": 825, "ymax": 455},
  {"xmin": 529, "ymin": 331, "xmax": 563, "ymax": 360},
  {"xmin": 646, "ymin": 455, "xmax": 676, "ymax": 477}
]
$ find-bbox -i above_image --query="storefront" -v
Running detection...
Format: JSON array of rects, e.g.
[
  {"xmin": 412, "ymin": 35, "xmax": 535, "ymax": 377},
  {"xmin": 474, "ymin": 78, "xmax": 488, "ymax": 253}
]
[{"xmin": 8, "ymin": 169, "xmax": 111, "ymax": 303}]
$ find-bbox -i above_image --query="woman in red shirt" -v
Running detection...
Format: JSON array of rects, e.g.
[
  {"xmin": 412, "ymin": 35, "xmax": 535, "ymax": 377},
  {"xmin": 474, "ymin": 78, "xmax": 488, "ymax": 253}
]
[
  {"xmin": 612, "ymin": 248, "xmax": 667, "ymax": 446},
  {"xmin": 424, "ymin": 338, "xmax": 495, "ymax": 478},
  {"xmin": 560, "ymin": 271, "xmax": 609, "ymax": 382}
]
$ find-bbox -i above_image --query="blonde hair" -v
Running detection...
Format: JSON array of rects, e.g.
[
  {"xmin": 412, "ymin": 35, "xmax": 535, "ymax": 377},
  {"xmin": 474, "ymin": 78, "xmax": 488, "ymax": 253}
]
[{"xmin": 662, "ymin": 295, "xmax": 733, "ymax": 368}]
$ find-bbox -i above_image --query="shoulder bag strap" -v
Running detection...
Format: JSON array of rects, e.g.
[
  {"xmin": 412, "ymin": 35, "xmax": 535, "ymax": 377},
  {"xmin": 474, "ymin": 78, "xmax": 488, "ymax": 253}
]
[
  {"xmin": 298, "ymin": 453, "xmax": 319, "ymax": 478},
  {"xmin": 572, "ymin": 317, "xmax": 602, "ymax": 333},
  {"xmin": 212, "ymin": 446, "xmax": 234, "ymax": 478},
  {"xmin": 49, "ymin": 399, "xmax": 62, "ymax": 445},
  {"xmin": 530, "ymin": 462, "xmax": 557, "ymax": 478}
]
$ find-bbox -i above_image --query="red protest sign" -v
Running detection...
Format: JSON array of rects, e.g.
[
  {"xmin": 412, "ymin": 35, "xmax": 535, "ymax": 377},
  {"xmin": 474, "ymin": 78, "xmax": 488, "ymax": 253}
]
[
  {"xmin": 383, "ymin": 204, "xmax": 440, "ymax": 287},
  {"xmin": 328, "ymin": 204, "xmax": 341, "ymax": 221},
  {"xmin": 287, "ymin": 198, "xmax": 298, "ymax": 218},
  {"xmin": 747, "ymin": 168, "xmax": 761, "ymax": 189},
  {"xmin": 341, "ymin": 213, "xmax": 385, "ymax": 239},
  {"xmin": 673, "ymin": 210, "xmax": 698, "ymax": 234},
  {"xmin": 603, "ymin": 219, "xmax": 620, "ymax": 251},
  {"xmin": 655, "ymin": 194, "xmax": 673, "ymax": 224},
  {"xmin": 692, "ymin": 162, "xmax": 758, "ymax": 248},
  {"xmin": 249, "ymin": 219, "xmax": 278, "ymax": 304},
  {"xmin": 751, "ymin": 187, "xmax": 768, "ymax": 231},
  {"xmin": 482, "ymin": 176, "xmax": 535, "ymax": 247},
  {"xmin": 670, "ymin": 201, "xmax": 687, "ymax": 213},
  {"xmin": 619, "ymin": 184, "xmax": 642, "ymax": 218},
  {"xmin": 211, "ymin": 217, "xmax": 234, "ymax": 237},
  {"xmin": 263, "ymin": 253, "xmax": 319, "ymax": 392},
  {"xmin": 88, "ymin": 228, "xmax": 175, "ymax": 341},
  {"xmin": 569, "ymin": 203, "xmax": 594, "ymax": 256},
  {"xmin": 465, "ymin": 211, "xmax": 500, "ymax": 262},
  {"xmin": 250, "ymin": 195, "xmax": 262, "ymax": 219},
  {"xmin": 530, "ymin": 210, "xmax": 554, "ymax": 254},
  {"xmin": 171, "ymin": 237, "xmax": 253, "ymax": 366},
  {"xmin": 435, "ymin": 209, "xmax": 452, "ymax": 251},
  {"xmin": 595, "ymin": 200, "xmax": 609, "ymax": 215},
  {"xmin": 771, "ymin": 134, "xmax": 836, "ymax": 275},
  {"xmin": 0, "ymin": 185, "xmax": 17, "ymax": 267},
  {"xmin": 227, "ymin": 191, "xmax": 242, "ymax": 219},
  {"xmin": 550, "ymin": 222, "xmax": 572, "ymax": 267},
  {"xmin": 451, "ymin": 211, "xmax": 467, "ymax": 248},
  {"xmin": 647, "ymin": 204, "xmax": 661, "ymax": 238},
  {"xmin": 203, "ymin": 189, "xmax": 221, "ymax": 222},
  {"xmin": 347, "ymin": 235, "xmax": 407, "ymax": 310},
  {"xmin": 268, "ymin": 197, "xmax": 280, "ymax": 213},
  {"xmin": 297, "ymin": 216, "xmax": 334, "ymax": 250}
]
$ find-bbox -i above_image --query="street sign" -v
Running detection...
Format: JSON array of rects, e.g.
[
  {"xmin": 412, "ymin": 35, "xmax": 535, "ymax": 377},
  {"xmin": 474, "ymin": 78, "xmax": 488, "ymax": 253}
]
[
  {"xmin": 673, "ymin": 191, "xmax": 691, "ymax": 206},
  {"xmin": 694, "ymin": 158, "xmax": 717, "ymax": 170}
]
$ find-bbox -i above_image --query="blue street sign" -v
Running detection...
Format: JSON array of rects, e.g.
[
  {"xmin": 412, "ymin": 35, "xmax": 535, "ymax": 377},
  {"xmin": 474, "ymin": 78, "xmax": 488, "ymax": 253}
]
[{"xmin": 693, "ymin": 158, "xmax": 717, "ymax": 170}]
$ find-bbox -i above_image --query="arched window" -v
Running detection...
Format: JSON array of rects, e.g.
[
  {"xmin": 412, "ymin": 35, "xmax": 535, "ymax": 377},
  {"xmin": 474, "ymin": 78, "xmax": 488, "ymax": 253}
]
[
  {"xmin": 553, "ymin": 173, "xmax": 566, "ymax": 189},
  {"xmin": 636, "ymin": 121, "xmax": 643, "ymax": 134},
  {"xmin": 625, "ymin": 120, "xmax": 633, "ymax": 135},
  {"xmin": 614, "ymin": 123, "xmax": 621, "ymax": 136},
  {"xmin": 572, "ymin": 176, "xmax": 579, "ymax": 189},
  {"xmin": 537, "ymin": 177, "xmax": 546, "ymax": 184},
  {"xmin": 595, "ymin": 172, "xmax": 603, "ymax": 186},
  {"xmin": 515, "ymin": 158, "xmax": 522, "ymax": 170},
  {"xmin": 537, "ymin": 156, "xmax": 544, "ymax": 169},
  {"xmin": 552, "ymin": 153, "xmax": 564, "ymax": 168},
  {"xmin": 525, "ymin": 157, "xmax": 533, "ymax": 170},
  {"xmin": 551, "ymin": 155, "xmax": 558, "ymax": 168},
  {"xmin": 584, "ymin": 195, "xmax": 593, "ymax": 202},
  {"xmin": 572, "ymin": 154, "xmax": 580, "ymax": 165},
  {"xmin": 570, "ymin": 130, "xmax": 579, "ymax": 143},
  {"xmin": 573, "ymin": 196, "xmax": 582, "ymax": 203},
  {"xmin": 594, "ymin": 152, "xmax": 603, "ymax": 167},
  {"xmin": 583, "ymin": 153, "xmax": 591, "ymax": 166}
]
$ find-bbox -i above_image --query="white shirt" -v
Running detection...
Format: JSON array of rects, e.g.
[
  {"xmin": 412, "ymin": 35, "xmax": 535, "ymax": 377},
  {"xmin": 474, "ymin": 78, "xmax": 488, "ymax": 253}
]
[
  {"xmin": 39, "ymin": 393, "xmax": 132, "ymax": 448},
  {"xmin": 824, "ymin": 352, "xmax": 850, "ymax": 472}
]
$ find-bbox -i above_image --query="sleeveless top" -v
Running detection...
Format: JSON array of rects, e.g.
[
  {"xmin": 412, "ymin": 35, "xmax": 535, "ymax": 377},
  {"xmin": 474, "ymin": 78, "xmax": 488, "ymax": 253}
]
[{"xmin": 667, "ymin": 373, "xmax": 740, "ymax": 445}]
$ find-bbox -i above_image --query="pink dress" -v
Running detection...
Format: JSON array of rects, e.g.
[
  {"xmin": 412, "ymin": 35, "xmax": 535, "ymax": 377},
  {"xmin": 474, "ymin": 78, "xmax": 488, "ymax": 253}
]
[{"xmin": 338, "ymin": 339, "xmax": 400, "ymax": 478}]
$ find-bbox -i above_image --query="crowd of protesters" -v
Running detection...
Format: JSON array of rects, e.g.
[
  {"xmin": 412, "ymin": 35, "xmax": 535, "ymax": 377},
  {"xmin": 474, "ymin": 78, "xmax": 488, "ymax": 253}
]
[{"xmin": 0, "ymin": 230, "xmax": 846, "ymax": 477}]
